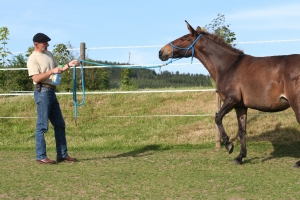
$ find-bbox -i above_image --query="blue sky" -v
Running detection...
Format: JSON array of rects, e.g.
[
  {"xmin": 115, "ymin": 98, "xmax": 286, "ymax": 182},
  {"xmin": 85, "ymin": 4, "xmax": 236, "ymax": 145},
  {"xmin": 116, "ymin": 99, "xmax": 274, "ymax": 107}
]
[{"xmin": 1, "ymin": 0, "xmax": 300, "ymax": 75}]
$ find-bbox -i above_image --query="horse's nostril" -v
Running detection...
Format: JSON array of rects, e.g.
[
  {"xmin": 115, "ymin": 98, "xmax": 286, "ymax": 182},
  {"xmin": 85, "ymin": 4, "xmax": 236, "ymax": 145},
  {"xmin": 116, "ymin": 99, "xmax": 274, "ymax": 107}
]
[{"xmin": 159, "ymin": 50, "xmax": 164, "ymax": 59}]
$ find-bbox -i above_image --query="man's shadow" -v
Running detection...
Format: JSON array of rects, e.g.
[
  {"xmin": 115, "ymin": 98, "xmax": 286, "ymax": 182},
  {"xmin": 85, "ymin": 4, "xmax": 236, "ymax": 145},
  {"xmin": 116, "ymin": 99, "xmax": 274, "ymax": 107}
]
[
  {"xmin": 104, "ymin": 143, "xmax": 209, "ymax": 159},
  {"xmin": 104, "ymin": 144, "xmax": 171, "ymax": 158}
]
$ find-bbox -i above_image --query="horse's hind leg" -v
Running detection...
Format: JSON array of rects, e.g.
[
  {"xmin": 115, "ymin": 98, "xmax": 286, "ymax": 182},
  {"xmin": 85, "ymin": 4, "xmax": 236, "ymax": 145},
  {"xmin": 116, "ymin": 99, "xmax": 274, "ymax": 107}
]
[
  {"xmin": 233, "ymin": 107, "xmax": 248, "ymax": 164},
  {"xmin": 285, "ymin": 98, "xmax": 300, "ymax": 168},
  {"xmin": 293, "ymin": 110, "xmax": 300, "ymax": 168},
  {"xmin": 215, "ymin": 97, "xmax": 237, "ymax": 154}
]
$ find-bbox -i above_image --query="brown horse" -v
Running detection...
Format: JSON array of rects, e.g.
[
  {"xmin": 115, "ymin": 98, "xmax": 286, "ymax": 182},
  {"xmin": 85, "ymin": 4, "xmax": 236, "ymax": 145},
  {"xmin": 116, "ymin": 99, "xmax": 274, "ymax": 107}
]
[{"xmin": 159, "ymin": 21, "xmax": 300, "ymax": 168}]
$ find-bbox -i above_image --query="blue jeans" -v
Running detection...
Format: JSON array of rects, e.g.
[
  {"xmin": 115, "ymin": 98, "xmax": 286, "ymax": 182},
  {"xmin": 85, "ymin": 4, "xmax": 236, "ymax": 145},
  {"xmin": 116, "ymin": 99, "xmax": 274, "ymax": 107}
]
[{"xmin": 34, "ymin": 86, "xmax": 68, "ymax": 160}]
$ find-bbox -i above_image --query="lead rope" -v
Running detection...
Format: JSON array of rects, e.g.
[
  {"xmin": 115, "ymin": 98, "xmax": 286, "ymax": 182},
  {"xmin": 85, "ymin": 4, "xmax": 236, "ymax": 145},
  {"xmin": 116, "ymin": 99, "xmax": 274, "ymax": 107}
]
[
  {"xmin": 72, "ymin": 60, "xmax": 163, "ymax": 130},
  {"xmin": 73, "ymin": 60, "xmax": 86, "ymax": 129}
]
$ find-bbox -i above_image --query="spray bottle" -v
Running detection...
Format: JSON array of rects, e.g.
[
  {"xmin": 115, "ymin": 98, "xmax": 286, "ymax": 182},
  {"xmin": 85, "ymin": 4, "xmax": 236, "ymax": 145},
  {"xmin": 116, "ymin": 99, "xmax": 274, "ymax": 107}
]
[{"xmin": 51, "ymin": 65, "xmax": 63, "ymax": 85}]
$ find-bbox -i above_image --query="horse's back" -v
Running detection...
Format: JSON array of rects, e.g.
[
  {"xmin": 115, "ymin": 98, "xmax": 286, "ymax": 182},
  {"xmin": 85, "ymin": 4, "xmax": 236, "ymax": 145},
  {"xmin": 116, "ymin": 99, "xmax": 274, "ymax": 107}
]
[{"xmin": 224, "ymin": 54, "xmax": 300, "ymax": 112}]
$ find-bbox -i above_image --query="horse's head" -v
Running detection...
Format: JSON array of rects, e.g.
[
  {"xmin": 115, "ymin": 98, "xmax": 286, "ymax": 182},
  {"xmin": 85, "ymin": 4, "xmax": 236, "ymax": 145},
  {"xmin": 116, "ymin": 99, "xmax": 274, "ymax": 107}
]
[{"xmin": 159, "ymin": 21, "xmax": 202, "ymax": 63}]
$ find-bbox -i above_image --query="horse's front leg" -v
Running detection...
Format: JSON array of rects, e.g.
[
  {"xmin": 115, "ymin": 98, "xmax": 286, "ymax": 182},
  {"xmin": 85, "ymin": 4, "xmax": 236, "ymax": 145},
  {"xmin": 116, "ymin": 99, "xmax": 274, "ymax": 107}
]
[
  {"xmin": 215, "ymin": 97, "xmax": 237, "ymax": 154},
  {"xmin": 233, "ymin": 107, "xmax": 248, "ymax": 164}
]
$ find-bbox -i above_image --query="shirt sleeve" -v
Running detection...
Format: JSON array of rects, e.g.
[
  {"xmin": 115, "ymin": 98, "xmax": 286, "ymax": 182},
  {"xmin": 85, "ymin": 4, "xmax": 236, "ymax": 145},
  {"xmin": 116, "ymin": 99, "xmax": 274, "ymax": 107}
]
[
  {"xmin": 27, "ymin": 56, "xmax": 40, "ymax": 77},
  {"xmin": 51, "ymin": 53, "xmax": 58, "ymax": 67}
]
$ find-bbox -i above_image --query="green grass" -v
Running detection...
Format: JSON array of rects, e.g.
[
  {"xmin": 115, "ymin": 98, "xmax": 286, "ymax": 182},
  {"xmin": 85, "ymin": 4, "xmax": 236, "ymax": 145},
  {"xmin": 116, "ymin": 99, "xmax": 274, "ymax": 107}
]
[
  {"xmin": 1, "ymin": 143, "xmax": 300, "ymax": 199},
  {"xmin": 1, "ymin": 90, "xmax": 300, "ymax": 199}
]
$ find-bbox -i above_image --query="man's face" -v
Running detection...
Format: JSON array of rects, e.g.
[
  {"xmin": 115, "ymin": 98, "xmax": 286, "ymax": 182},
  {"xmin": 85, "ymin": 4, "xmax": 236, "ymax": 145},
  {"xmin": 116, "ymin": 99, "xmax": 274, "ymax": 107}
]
[{"xmin": 35, "ymin": 42, "xmax": 49, "ymax": 52}]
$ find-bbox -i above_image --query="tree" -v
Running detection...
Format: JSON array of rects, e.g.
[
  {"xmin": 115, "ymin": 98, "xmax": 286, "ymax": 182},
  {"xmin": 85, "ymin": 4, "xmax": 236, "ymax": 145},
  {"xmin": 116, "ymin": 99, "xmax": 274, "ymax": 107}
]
[
  {"xmin": 52, "ymin": 43, "xmax": 70, "ymax": 65},
  {"xmin": 204, "ymin": 14, "xmax": 236, "ymax": 46},
  {"xmin": 66, "ymin": 41, "xmax": 78, "ymax": 61},
  {"xmin": 51, "ymin": 43, "xmax": 76, "ymax": 91},
  {"xmin": 7, "ymin": 54, "xmax": 33, "ymax": 91},
  {"xmin": 204, "ymin": 14, "xmax": 237, "ymax": 87},
  {"xmin": 25, "ymin": 46, "xmax": 34, "ymax": 57},
  {"xmin": 0, "ymin": 27, "xmax": 12, "ymax": 67},
  {"xmin": 120, "ymin": 68, "xmax": 137, "ymax": 90},
  {"xmin": 84, "ymin": 68, "xmax": 110, "ymax": 91}
]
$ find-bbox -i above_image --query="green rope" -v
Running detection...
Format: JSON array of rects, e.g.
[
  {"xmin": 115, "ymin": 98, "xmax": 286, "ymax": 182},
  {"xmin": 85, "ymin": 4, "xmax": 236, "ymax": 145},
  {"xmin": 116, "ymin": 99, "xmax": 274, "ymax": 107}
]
[
  {"xmin": 72, "ymin": 60, "xmax": 162, "ymax": 120},
  {"xmin": 73, "ymin": 61, "xmax": 85, "ymax": 119}
]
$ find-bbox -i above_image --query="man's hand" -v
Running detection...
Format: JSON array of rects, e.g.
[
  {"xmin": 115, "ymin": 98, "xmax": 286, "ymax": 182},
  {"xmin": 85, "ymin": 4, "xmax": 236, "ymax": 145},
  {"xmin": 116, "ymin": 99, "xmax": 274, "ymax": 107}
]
[
  {"xmin": 51, "ymin": 67, "xmax": 63, "ymax": 74},
  {"xmin": 61, "ymin": 60, "xmax": 80, "ymax": 72},
  {"xmin": 68, "ymin": 60, "xmax": 80, "ymax": 67}
]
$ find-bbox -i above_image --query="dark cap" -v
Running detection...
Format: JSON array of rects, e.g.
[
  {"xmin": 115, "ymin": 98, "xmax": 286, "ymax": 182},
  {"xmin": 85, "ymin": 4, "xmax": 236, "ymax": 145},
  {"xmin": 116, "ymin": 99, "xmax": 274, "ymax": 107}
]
[{"xmin": 33, "ymin": 33, "xmax": 51, "ymax": 43}]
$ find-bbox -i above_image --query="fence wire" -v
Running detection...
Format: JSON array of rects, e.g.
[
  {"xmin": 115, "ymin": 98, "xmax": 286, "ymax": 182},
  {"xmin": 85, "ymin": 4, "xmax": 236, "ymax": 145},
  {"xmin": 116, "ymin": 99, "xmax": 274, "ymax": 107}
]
[{"xmin": 0, "ymin": 89, "xmax": 295, "ymax": 119}]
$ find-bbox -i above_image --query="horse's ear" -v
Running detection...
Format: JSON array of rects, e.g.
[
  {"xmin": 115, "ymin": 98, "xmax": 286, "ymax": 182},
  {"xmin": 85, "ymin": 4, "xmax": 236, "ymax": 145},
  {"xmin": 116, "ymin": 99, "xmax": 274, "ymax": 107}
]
[
  {"xmin": 185, "ymin": 20, "xmax": 196, "ymax": 35},
  {"xmin": 196, "ymin": 26, "xmax": 202, "ymax": 34}
]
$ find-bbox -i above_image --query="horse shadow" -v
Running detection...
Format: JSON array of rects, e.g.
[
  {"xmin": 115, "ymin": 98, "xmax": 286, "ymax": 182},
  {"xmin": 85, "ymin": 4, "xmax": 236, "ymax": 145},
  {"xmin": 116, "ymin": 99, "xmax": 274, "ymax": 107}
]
[
  {"xmin": 246, "ymin": 122, "xmax": 300, "ymax": 162},
  {"xmin": 104, "ymin": 123, "xmax": 300, "ymax": 161},
  {"xmin": 83, "ymin": 116, "xmax": 300, "ymax": 162}
]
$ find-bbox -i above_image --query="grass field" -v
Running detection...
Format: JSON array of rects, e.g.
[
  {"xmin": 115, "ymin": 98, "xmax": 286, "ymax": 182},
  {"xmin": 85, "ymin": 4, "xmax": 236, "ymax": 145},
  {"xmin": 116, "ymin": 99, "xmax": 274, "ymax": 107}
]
[{"xmin": 1, "ymin": 89, "xmax": 300, "ymax": 199}]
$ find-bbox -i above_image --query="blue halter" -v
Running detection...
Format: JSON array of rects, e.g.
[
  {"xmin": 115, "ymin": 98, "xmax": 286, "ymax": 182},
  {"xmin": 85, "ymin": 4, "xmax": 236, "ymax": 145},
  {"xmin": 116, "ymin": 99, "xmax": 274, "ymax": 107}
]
[{"xmin": 165, "ymin": 33, "xmax": 202, "ymax": 65}]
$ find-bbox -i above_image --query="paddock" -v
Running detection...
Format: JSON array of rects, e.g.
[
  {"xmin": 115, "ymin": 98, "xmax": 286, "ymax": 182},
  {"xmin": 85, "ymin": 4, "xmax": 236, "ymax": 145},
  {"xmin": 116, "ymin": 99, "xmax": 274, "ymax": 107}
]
[
  {"xmin": 1, "ymin": 89, "xmax": 300, "ymax": 198},
  {"xmin": 2, "ymin": 40, "xmax": 300, "ymax": 198}
]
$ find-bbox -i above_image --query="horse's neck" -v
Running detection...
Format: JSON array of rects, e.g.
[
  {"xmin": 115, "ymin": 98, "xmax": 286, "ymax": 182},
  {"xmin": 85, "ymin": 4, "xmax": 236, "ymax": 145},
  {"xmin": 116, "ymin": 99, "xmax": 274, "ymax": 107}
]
[{"xmin": 195, "ymin": 39, "xmax": 241, "ymax": 82}]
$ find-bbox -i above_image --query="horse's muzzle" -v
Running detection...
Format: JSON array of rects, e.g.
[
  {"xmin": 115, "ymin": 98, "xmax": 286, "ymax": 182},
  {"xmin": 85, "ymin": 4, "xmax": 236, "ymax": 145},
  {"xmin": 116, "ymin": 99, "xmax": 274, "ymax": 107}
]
[{"xmin": 159, "ymin": 48, "xmax": 170, "ymax": 61}]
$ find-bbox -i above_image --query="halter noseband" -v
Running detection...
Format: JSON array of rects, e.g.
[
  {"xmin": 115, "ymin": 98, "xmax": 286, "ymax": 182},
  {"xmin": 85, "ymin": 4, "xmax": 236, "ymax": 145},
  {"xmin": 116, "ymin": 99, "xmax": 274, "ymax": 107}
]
[{"xmin": 165, "ymin": 33, "xmax": 202, "ymax": 65}]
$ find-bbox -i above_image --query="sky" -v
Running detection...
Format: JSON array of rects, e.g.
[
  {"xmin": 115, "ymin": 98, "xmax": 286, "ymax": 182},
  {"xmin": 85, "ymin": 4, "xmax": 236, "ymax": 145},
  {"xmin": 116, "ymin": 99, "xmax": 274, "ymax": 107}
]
[{"xmin": 1, "ymin": 0, "xmax": 300, "ymax": 75}]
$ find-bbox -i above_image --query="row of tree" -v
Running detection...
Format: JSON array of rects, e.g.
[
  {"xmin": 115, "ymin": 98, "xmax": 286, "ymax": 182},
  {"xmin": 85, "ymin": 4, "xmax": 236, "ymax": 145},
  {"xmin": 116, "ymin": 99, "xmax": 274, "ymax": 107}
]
[
  {"xmin": 0, "ymin": 14, "xmax": 236, "ymax": 92},
  {"xmin": 0, "ymin": 56, "xmax": 213, "ymax": 92}
]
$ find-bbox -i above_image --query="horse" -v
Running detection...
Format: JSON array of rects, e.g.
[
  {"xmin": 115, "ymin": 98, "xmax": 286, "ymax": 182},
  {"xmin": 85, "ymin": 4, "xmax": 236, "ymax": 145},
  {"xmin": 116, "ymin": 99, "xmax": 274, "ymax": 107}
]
[{"xmin": 159, "ymin": 21, "xmax": 300, "ymax": 168}]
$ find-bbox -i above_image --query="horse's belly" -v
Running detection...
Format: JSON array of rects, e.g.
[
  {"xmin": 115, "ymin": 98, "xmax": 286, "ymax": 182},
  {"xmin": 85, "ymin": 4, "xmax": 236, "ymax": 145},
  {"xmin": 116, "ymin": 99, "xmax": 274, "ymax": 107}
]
[{"xmin": 245, "ymin": 96, "xmax": 290, "ymax": 112}]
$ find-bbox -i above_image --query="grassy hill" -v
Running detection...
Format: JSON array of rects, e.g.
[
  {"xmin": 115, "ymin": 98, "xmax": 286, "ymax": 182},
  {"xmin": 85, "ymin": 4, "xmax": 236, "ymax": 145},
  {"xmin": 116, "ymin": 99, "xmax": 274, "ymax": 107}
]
[{"xmin": 1, "ymin": 88, "xmax": 299, "ymax": 150}]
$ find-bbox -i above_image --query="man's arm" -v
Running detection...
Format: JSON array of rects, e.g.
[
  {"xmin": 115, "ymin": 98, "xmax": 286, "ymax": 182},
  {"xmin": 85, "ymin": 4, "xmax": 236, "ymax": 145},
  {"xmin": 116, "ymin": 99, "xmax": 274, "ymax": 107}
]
[
  {"xmin": 31, "ymin": 60, "xmax": 80, "ymax": 83},
  {"xmin": 31, "ymin": 69, "xmax": 54, "ymax": 83}
]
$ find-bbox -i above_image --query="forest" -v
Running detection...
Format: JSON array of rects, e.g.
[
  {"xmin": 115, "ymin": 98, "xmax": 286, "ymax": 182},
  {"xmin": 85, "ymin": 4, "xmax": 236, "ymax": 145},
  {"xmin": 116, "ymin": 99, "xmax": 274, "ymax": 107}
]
[
  {"xmin": 85, "ymin": 61, "xmax": 212, "ymax": 90},
  {"xmin": 0, "ymin": 57, "xmax": 212, "ymax": 92}
]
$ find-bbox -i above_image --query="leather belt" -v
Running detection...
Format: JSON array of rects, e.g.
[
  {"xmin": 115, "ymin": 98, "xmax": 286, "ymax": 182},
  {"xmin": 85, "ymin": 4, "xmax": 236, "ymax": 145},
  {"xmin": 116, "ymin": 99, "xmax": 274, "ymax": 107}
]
[{"xmin": 41, "ymin": 83, "xmax": 56, "ymax": 90}]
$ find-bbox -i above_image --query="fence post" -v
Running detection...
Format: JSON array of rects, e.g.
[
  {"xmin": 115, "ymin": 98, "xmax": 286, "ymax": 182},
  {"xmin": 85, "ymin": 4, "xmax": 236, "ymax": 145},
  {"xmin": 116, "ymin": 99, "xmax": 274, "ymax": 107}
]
[
  {"xmin": 80, "ymin": 42, "xmax": 85, "ymax": 62},
  {"xmin": 215, "ymin": 91, "xmax": 221, "ymax": 149},
  {"xmin": 80, "ymin": 42, "xmax": 85, "ymax": 86}
]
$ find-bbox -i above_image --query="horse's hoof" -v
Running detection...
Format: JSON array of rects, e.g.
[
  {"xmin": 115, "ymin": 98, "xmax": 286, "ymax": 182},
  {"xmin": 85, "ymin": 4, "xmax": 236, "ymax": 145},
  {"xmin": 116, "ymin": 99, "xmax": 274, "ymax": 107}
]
[
  {"xmin": 225, "ymin": 142, "xmax": 234, "ymax": 154},
  {"xmin": 294, "ymin": 161, "xmax": 300, "ymax": 168},
  {"xmin": 232, "ymin": 158, "xmax": 242, "ymax": 165}
]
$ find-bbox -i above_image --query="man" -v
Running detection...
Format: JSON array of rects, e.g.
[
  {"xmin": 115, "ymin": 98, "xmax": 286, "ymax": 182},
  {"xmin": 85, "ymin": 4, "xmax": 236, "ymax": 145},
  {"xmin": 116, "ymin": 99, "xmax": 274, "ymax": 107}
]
[{"xmin": 27, "ymin": 33, "xmax": 79, "ymax": 164}]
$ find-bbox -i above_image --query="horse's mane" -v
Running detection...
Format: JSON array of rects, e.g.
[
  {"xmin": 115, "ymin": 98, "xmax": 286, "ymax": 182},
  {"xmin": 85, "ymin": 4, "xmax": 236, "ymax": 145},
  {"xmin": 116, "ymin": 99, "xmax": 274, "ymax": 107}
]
[{"xmin": 200, "ymin": 30, "xmax": 244, "ymax": 55}]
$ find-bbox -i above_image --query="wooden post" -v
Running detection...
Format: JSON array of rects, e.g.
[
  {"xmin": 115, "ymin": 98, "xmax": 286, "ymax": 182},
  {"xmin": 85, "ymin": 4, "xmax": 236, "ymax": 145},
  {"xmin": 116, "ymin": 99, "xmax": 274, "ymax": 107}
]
[
  {"xmin": 79, "ymin": 42, "xmax": 85, "ymax": 84},
  {"xmin": 80, "ymin": 42, "xmax": 86, "ymax": 61},
  {"xmin": 215, "ymin": 91, "xmax": 221, "ymax": 148}
]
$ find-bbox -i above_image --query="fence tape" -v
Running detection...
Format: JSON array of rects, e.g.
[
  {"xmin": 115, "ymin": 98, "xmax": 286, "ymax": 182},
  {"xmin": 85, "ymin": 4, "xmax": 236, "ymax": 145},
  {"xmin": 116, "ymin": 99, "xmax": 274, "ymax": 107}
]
[
  {"xmin": 10, "ymin": 38, "xmax": 300, "ymax": 55},
  {"xmin": 0, "ymin": 89, "xmax": 294, "ymax": 119}
]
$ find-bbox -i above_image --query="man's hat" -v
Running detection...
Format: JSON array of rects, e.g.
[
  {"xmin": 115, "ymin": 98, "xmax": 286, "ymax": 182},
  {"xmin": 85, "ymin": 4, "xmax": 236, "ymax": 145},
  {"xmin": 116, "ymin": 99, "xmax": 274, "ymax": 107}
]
[{"xmin": 33, "ymin": 33, "xmax": 51, "ymax": 43}]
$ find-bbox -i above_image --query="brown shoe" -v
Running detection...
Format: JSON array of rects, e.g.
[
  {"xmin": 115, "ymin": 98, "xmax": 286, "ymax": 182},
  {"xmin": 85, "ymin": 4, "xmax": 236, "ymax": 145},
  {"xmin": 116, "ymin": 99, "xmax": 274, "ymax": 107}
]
[
  {"xmin": 36, "ymin": 158, "xmax": 56, "ymax": 164},
  {"xmin": 57, "ymin": 156, "xmax": 78, "ymax": 163}
]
